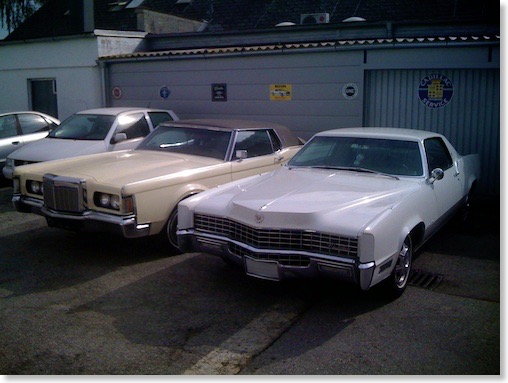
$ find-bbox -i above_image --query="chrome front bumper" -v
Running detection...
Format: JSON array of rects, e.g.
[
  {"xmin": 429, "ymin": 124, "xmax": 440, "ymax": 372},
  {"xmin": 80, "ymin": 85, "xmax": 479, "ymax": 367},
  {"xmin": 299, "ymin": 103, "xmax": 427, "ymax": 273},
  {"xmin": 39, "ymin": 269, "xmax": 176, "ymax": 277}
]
[
  {"xmin": 177, "ymin": 229, "xmax": 375, "ymax": 290},
  {"xmin": 13, "ymin": 194, "xmax": 150, "ymax": 238}
]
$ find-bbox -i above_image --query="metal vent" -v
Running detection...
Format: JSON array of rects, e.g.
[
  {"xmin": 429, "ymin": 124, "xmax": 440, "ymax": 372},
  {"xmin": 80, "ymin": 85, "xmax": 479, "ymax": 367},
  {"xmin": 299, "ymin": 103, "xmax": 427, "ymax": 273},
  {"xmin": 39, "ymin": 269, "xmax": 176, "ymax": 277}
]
[{"xmin": 408, "ymin": 269, "xmax": 443, "ymax": 290}]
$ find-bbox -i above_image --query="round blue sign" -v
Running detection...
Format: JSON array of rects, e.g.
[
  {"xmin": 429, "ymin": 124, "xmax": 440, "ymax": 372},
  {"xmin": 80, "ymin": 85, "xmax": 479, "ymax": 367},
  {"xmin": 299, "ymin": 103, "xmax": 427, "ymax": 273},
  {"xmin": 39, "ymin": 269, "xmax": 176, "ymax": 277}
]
[
  {"xmin": 418, "ymin": 74, "xmax": 453, "ymax": 109},
  {"xmin": 159, "ymin": 86, "xmax": 171, "ymax": 100}
]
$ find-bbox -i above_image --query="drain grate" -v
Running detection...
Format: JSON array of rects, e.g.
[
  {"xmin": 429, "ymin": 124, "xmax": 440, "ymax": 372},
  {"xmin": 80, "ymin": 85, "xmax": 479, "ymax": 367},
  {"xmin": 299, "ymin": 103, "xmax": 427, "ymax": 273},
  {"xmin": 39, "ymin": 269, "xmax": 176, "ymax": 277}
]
[{"xmin": 408, "ymin": 269, "xmax": 443, "ymax": 290}]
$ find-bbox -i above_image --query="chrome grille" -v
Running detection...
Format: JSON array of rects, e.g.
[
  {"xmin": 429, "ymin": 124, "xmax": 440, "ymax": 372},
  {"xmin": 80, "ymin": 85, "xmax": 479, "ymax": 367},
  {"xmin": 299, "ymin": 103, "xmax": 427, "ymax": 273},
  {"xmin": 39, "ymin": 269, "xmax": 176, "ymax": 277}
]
[
  {"xmin": 43, "ymin": 174, "xmax": 85, "ymax": 213},
  {"xmin": 195, "ymin": 214, "xmax": 358, "ymax": 258}
]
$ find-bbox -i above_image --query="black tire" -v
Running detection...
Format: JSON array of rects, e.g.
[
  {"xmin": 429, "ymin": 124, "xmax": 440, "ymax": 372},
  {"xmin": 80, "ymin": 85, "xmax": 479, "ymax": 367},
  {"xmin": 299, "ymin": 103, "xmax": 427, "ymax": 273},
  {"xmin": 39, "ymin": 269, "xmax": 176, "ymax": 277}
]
[
  {"xmin": 380, "ymin": 235, "xmax": 413, "ymax": 300},
  {"xmin": 164, "ymin": 207, "xmax": 180, "ymax": 253}
]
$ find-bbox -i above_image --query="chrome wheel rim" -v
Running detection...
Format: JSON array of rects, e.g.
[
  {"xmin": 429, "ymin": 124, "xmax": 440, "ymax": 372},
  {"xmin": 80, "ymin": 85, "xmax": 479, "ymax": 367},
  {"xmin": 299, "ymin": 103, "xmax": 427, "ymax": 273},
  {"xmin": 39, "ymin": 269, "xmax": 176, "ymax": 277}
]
[{"xmin": 394, "ymin": 239, "xmax": 411, "ymax": 288}]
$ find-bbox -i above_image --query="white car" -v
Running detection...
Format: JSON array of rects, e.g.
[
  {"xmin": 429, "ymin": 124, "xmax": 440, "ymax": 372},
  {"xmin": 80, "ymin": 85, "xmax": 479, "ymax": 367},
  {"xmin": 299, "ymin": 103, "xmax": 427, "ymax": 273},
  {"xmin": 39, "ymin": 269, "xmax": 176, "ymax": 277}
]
[
  {"xmin": 2, "ymin": 107, "xmax": 178, "ymax": 179},
  {"xmin": 0, "ymin": 111, "xmax": 60, "ymax": 176},
  {"xmin": 177, "ymin": 128, "xmax": 481, "ymax": 298}
]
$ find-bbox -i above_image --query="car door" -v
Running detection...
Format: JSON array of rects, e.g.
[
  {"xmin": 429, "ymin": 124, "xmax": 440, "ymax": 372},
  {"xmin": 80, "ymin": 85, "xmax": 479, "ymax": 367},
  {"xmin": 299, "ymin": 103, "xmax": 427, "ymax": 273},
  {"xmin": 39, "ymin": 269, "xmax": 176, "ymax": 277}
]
[
  {"xmin": 17, "ymin": 113, "xmax": 53, "ymax": 146},
  {"xmin": 110, "ymin": 112, "xmax": 151, "ymax": 151},
  {"xmin": 231, "ymin": 129, "xmax": 285, "ymax": 181},
  {"xmin": 0, "ymin": 114, "xmax": 22, "ymax": 165},
  {"xmin": 424, "ymin": 137, "xmax": 464, "ymax": 221}
]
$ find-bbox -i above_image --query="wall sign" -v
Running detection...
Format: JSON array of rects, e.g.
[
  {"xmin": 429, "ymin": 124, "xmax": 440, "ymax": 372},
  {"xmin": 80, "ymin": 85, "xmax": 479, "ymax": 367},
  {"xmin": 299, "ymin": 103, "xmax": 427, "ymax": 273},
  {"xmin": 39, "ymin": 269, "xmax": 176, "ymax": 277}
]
[
  {"xmin": 270, "ymin": 84, "xmax": 292, "ymax": 101},
  {"xmin": 342, "ymin": 83, "xmax": 358, "ymax": 100},
  {"xmin": 112, "ymin": 86, "xmax": 122, "ymax": 100},
  {"xmin": 418, "ymin": 74, "xmax": 453, "ymax": 108},
  {"xmin": 159, "ymin": 85, "xmax": 171, "ymax": 100},
  {"xmin": 212, "ymin": 84, "xmax": 227, "ymax": 102}
]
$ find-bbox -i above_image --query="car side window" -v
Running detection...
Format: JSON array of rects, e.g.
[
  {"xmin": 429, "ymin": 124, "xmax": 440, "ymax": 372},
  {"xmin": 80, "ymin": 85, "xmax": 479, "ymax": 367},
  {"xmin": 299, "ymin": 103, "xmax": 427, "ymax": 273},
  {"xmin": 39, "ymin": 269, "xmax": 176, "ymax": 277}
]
[
  {"xmin": 268, "ymin": 129, "xmax": 282, "ymax": 152},
  {"xmin": 116, "ymin": 113, "xmax": 150, "ymax": 139},
  {"xmin": 234, "ymin": 130, "xmax": 274, "ymax": 158},
  {"xmin": 0, "ymin": 115, "xmax": 18, "ymax": 138},
  {"xmin": 148, "ymin": 112, "xmax": 174, "ymax": 129},
  {"xmin": 424, "ymin": 137, "xmax": 453, "ymax": 172},
  {"xmin": 18, "ymin": 114, "xmax": 50, "ymax": 134}
]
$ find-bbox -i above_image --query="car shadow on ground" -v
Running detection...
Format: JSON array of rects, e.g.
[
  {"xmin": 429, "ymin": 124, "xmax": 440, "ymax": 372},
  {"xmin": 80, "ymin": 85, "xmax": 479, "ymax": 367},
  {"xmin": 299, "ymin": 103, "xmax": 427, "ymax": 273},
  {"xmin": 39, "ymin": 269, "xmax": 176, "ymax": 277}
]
[
  {"xmin": 67, "ymin": 253, "xmax": 391, "ymax": 372},
  {"xmin": 0, "ymin": 226, "xmax": 175, "ymax": 298}
]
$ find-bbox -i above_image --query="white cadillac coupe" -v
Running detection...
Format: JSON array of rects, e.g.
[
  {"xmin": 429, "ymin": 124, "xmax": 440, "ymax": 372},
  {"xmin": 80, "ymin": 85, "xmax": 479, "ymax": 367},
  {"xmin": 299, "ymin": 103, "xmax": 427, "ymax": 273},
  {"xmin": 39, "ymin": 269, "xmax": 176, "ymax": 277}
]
[{"xmin": 177, "ymin": 128, "xmax": 480, "ymax": 298}]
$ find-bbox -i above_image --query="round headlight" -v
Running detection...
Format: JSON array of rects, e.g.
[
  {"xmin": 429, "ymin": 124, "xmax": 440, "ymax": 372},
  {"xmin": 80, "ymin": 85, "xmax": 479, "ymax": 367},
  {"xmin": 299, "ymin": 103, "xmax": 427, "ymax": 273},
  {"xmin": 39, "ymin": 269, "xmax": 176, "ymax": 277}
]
[
  {"xmin": 99, "ymin": 194, "xmax": 110, "ymax": 207},
  {"xmin": 110, "ymin": 195, "xmax": 120, "ymax": 210},
  {"xmin": 30, "ymin": 181, "xmax": 41, "ymax": 194}
]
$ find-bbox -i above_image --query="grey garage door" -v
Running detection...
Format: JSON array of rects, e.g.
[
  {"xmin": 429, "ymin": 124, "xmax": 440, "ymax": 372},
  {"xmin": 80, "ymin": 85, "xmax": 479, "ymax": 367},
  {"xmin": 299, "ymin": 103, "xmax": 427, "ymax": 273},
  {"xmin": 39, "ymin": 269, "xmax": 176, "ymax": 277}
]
[{"xmin": 364, "ymin": 69, "xmax": 500, "ymax": 197}]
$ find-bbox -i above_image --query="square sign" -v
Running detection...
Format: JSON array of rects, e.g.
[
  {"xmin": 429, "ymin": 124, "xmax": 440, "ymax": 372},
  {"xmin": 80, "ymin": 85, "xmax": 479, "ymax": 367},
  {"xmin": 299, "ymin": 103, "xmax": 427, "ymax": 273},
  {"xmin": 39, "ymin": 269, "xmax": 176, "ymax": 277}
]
[{"xmin": 212, "ymin": 84, "xmax": 227, "ymax": 102}]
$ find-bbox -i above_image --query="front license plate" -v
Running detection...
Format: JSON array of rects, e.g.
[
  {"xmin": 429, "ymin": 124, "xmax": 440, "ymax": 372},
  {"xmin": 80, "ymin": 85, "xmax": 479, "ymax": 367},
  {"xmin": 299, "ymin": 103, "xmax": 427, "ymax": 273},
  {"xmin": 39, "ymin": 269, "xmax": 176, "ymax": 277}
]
[{"xmin": 245, "ymin": 257, "xmax": 280, "ymax": 281}]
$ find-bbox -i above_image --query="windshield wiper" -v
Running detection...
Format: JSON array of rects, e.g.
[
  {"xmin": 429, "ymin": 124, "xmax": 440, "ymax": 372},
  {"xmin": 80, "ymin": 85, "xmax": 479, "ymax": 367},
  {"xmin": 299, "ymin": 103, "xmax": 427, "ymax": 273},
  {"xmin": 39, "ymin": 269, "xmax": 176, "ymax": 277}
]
[{"xmin": 308, "ymin": 165, "xmax": 400, "ymax": 180}]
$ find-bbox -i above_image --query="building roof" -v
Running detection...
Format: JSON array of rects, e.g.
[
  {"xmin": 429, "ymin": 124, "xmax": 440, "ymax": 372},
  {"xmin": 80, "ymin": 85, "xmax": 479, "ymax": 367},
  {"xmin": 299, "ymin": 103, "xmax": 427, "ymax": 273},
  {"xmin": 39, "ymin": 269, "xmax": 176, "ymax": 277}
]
[{"xmin": 4, "ymin": 0, "xmax": 499, "ymax": 42}]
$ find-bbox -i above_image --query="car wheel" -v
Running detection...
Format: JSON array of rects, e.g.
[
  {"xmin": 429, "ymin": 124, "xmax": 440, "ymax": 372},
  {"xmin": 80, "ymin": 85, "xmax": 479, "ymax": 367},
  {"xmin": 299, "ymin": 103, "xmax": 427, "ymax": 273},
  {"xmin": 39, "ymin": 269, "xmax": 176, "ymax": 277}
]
[
  {"xmin": 164, "ymin": 207, "xmax": 180, "ymax": 253},
  {"xmin": 381, "ymin": 235, "xmax": 412, "ymax": 299}
]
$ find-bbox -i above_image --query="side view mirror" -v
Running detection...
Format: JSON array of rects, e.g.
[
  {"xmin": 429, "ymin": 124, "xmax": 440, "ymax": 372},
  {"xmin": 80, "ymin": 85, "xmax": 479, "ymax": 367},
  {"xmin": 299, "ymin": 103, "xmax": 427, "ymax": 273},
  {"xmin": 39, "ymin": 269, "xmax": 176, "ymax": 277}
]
[
  {"xmin": 235, "ymin": 150, "xmax": 248, "ymax": 161},
  {"xmin": 112, "ymin": 132, "xmax": 127, "ymax": 144},
  {"xmin": 428, "ymin": 168, "xmax": 444, "ymax": 184}
]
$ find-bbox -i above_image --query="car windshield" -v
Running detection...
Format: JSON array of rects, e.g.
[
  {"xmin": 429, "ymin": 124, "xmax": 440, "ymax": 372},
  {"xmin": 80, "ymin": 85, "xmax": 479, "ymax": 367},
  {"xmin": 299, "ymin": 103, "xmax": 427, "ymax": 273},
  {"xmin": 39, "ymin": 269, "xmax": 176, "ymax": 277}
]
[
  {"xmin": 137, "ymin": 126, "xmax": 232, "ymax": 160},
  {"xmin": 288, "ymin": 136, "xmax": 424, "ymax": 176},
  {"xmin": 48, "ymin": 114, "xmax": 115, "ymax": 140}
]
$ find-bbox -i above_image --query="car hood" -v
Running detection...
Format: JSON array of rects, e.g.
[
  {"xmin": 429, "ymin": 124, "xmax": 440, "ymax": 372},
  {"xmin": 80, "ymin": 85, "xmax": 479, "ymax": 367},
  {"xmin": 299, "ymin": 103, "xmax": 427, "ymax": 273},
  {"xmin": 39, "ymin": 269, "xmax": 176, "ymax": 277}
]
[
  {"xmin": 196, "ymin": 167, "xmax": 421, "ymax": 236},
  {"xmin": 19, "ymin": 149, "xmax": 224, "ymax": 191},
  {"xmin": 9, "ymin": 138, "xmax": 108, "ymax": 162}
]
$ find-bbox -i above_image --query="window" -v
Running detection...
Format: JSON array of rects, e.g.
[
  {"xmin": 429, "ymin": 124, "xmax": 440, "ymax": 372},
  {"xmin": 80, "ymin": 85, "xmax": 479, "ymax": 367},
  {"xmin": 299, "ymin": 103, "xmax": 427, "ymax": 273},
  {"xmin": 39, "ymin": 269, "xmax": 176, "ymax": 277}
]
[
  {"xmin": 49, "ymin": 115, "xmax": 115, "ymax": 140},
  {"xmin": 268, "ymin": 130, "xmax": 282, "ymax": 152},
  {"xmin": 116, "ymin": 113, "xmax": 150, "ymax": 139},
  {"xmin": 18, "ymin": 114, "xmax": 50, "ymax": 134},
  {"xmin": 424, "ymin": 138, "xmax": 453, "ymax": 171},
  {"xmin": 234, "ymin": 130, "xmax": 274, "ymax": 158},
  {"xmin": 287, "ymin": 136, "xmax": 336, "ymax": 166},
  {"xmin": 137, "ymin": 126, "xmax": 231, "ymax": 160},
  {"xmin": 0, "ymin": 115, "xmax": 18, "ymax": 139},
  {"xmin": 289, "ymin": 136, "xmax": 423, "ymax": 176},
  {"xmin": 148, "ymin": 112, "xmax": 174, "ymax": 129}
]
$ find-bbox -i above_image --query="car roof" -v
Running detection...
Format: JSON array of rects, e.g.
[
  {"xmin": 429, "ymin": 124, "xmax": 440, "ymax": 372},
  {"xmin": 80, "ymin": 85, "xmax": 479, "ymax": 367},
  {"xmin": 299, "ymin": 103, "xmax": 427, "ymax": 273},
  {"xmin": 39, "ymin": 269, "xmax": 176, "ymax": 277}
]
[
  {"xmin": 75, "ymin": 107, "xmax": 168, "ymax": 116},
  {"xmin": 160, "ymin": 119, "xmax": 302, "ymax": 147},
  {"xmin": 0, "ymin": 110, "xmax": 60, "ymax": 122},
  {"xmin": 316, "ymin": 127, "xmax": 444, "ymax": 141},
  {"xmin": 0, "ymin": 110, "xmax": 52, "ymax": 116}
]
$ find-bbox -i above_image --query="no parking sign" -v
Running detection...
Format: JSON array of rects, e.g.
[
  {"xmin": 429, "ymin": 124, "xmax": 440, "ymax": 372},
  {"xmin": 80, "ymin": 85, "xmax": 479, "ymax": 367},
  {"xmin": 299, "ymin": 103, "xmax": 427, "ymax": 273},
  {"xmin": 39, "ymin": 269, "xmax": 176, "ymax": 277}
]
[{"xmin": 112, "ymin": 86, "xmax": 122, "ymax": 100}]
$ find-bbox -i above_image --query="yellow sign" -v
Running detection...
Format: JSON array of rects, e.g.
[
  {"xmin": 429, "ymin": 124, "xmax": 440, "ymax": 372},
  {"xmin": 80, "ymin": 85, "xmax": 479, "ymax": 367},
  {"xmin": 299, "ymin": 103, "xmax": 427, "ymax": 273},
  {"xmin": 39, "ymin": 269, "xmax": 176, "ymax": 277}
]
[{"xmin": 270, "ymin": 84, "xmax": 292, "ymax": 101}]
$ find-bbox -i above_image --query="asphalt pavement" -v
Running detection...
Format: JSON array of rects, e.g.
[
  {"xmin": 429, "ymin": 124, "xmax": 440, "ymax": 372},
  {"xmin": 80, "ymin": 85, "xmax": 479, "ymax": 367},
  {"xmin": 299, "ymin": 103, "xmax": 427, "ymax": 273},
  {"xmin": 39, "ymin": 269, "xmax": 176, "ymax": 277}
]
[{"xmin": 0, "ymin": 180, "xmax": 501, "ymax": 375}]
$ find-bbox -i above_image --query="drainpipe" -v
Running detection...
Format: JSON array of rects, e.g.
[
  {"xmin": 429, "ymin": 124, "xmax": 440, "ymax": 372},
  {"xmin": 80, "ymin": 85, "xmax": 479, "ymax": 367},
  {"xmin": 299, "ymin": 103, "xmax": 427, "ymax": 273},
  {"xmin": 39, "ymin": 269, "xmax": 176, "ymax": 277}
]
[{"xmin": 99, "ymin": 60, "xmax": 108, "ymax": 107}]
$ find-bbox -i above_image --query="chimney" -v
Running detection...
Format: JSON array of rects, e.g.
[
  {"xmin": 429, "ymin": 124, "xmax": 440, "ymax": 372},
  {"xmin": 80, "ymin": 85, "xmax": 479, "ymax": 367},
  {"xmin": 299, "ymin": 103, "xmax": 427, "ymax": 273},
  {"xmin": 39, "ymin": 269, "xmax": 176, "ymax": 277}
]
[{"xmin": 83, "ymin": 0, "xmax": 94, "ymax": 32}]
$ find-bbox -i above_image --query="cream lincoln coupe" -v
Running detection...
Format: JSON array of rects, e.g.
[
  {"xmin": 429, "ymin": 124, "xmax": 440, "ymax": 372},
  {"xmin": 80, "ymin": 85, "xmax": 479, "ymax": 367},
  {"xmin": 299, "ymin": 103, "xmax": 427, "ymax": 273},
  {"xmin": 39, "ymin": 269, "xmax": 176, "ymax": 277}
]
[
  {"xmin": 12, "ymin": 119, "xmax": 303, "ymax": 250},
  {"xmin": 177, "ymin": 128, "xmax": 481, "ymax": 298}
]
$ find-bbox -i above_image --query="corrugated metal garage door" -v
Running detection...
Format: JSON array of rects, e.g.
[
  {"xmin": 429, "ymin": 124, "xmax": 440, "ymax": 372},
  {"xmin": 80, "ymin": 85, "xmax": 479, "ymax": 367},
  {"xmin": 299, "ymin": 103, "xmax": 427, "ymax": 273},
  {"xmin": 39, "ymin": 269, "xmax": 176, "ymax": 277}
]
[{"xmin": 364, "ymin": 69, "xmax": 500, "ymax": 197}]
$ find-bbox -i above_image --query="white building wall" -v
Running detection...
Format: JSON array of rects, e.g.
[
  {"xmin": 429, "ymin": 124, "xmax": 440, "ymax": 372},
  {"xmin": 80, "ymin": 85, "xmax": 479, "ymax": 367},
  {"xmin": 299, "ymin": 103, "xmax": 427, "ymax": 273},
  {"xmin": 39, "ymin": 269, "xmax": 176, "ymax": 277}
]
[
  {"xmin": 0, "ymin": 37, "xmax": 101, "ymax": 120},
  {"xmin": 0, "ymin": 30, "xmax": 146, "ymax": 120}
]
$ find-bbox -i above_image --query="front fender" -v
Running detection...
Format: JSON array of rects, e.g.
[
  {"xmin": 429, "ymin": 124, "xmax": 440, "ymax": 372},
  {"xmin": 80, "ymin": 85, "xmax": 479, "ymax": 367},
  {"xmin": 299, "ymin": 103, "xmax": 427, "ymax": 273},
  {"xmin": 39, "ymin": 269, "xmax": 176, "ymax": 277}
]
[{"xmin": 362, "ymin": 194, "xmax": 430, "ymax": 288}]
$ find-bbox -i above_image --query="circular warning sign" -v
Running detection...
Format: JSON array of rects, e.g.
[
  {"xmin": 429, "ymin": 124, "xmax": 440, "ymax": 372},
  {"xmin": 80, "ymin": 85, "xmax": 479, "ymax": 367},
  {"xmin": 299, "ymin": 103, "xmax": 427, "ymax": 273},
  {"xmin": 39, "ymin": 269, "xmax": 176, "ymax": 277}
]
[
  {"xmin": 112, "ymin": 86, "xmax": 122, "ymax": 100},
  {"xmin": 342, "ymin": 83, "xmax": 358, "ymax": 100}
]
